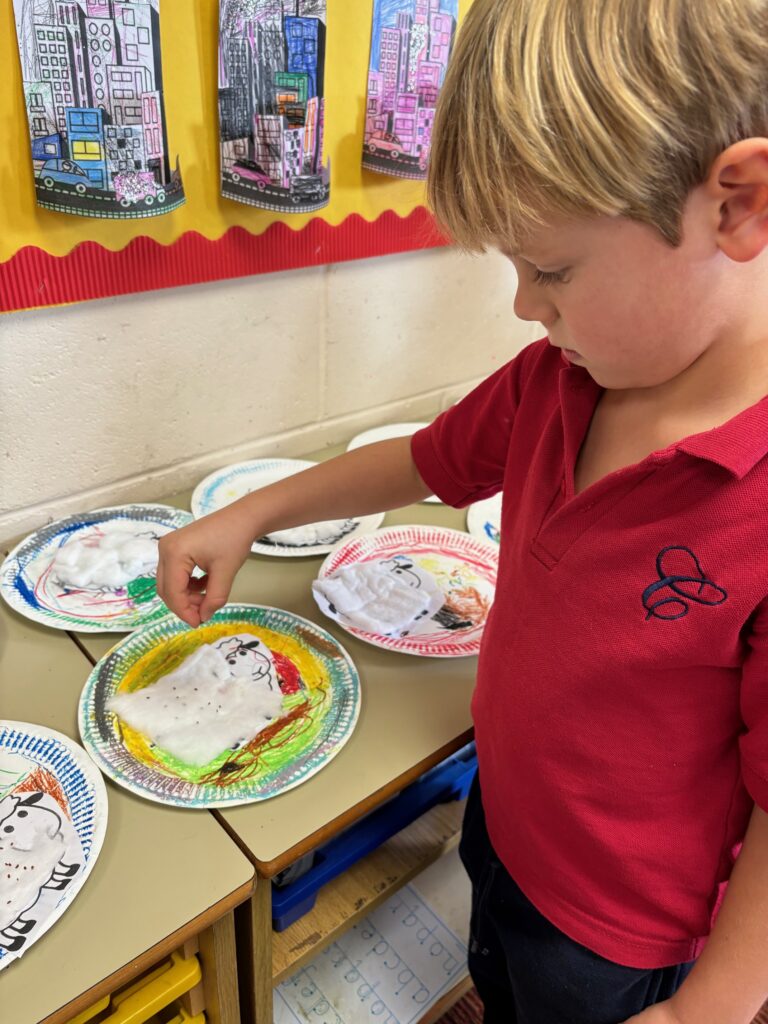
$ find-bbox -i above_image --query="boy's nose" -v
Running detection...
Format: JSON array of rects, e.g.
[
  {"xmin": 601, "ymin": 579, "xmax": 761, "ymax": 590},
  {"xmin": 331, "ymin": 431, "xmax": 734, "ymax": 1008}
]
[{"xmin": 513, "ymin": 283, "xmax": 557, "ymax": 325}]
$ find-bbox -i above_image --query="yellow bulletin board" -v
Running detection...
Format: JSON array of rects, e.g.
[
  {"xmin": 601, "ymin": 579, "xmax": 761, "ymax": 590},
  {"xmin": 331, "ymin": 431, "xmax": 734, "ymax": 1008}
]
[{"xmin": 0, "ymin": 0, "xmax": 471, "ymax": 312}]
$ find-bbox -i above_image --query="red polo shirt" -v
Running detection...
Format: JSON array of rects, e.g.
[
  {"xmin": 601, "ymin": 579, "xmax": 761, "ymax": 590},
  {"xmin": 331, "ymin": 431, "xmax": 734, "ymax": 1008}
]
[{"xmin": 411, "ymin": 338, "xmax": 768, "ymax": 969}]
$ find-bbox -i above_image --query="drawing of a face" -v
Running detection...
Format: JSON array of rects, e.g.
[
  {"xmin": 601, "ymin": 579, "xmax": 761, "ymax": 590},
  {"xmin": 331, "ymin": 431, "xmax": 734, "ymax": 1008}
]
[
  {"xmin": 0, "ymin": 793, "xmax": 63, "ymax": 852},
  {"xmin": 381, "ymin": 555, "xmax": 423, "ymax": 589},
  {"xmin": 216, "ymin": 637, "xmax": 275, "ymax": 691}
]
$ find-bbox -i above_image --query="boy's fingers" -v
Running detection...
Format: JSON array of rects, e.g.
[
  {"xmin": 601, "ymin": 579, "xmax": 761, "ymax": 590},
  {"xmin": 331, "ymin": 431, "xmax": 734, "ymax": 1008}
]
[
  {"xmin": 161, "ymin": 558, "xmax": 201, "ymax": 624},
  {"xmin": 198, "ymin": 562, "xmax": 236, "ymax": 623}
]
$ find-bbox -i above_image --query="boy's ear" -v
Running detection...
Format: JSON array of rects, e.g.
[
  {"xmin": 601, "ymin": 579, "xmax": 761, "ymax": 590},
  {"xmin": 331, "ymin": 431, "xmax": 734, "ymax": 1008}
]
[{"xmin": 710, "ymin": 139, "xmax": 768, "ymax": 262}]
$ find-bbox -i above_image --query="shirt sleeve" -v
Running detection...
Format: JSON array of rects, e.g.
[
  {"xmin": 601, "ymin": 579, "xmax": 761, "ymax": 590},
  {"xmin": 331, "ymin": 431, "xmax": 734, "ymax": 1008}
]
[
  {"xmin": 739, "ymin": 600, "xmax": 768, "ymax": 812},
  {"xmin": 411, "ymin": 338, "xmax": 547, "ymax": 509}
]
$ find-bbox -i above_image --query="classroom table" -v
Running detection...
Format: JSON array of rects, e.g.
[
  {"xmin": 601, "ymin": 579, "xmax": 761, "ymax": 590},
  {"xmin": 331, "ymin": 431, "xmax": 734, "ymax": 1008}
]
[
  {"xmin": 0, "ymin": 599, "xmax": 255, "ymax": 1024},
  {"xmin": 70, "ymin": 445, "xmax": 480, "ymax": 1023}
]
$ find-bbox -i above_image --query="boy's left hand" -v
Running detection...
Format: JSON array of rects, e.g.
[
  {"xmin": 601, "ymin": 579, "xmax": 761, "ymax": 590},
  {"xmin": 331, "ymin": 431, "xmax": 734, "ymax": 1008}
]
[{"xmin": 621, "ymin": 1000, "xmax": 686, "ymax": 1024}]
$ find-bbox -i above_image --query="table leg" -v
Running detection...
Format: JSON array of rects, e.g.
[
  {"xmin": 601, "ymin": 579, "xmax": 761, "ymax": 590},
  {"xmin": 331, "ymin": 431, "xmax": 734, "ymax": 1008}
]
[
  {"xmin": 237, "ymin": 879, "xmax": 274, "ymax": 1024},
  {"xmin": 199, "ymin": 910, "xmax": 241, "ymax": 1024}
]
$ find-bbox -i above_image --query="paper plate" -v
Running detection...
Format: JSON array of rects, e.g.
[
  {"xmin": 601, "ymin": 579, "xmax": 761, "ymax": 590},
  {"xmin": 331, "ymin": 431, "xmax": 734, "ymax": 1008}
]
[
  {"xmin": 466, "ymin": 493, "xmax": 502, "ymax": 546},
  {"xmin": 79, "ymin": 604, "xmax": 361, "ymax": 808},
  {"xmin": 346, "ymin": 424, "xmax": 442, "ymax": 504},
  {"xmin": 0, "ymin": 721, "xmax": 108, "ymax": 971},
  {"xmin": 315, "ymin": 526, "xmax": 498, "ymax": 658},
  {"xmin": 0, "ymin": 505, "xmax": 194, "ymax": 633},
  {"xmin": 191, "ymin": 459, "xmax": 385, "ymax": 556}
]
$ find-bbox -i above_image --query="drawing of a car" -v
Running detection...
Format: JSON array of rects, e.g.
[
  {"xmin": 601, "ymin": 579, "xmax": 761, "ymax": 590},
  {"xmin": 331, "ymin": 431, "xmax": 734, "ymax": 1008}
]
[
  {"xmin": 114, "ymin": 171, "xmax": 166, "ymax": 207},
  {"xmin": 290, "ymin": 174, "xmax": 325, "ymax": 203},
  {"xmin": 230, "ymin": 159, "xmax": 271, "ymax": 189},
  {"xmin": 366, "ymin": 131, "xmax": 404, "ymax": 159},
  {"xmin": 38, "ymin": 159, "xmax": 96, "ymax": 194}
]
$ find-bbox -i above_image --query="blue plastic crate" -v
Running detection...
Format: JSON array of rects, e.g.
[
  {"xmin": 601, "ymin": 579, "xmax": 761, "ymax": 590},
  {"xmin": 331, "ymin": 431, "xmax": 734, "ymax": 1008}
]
[{"xmin": 271, "ymin": 742, "xmax": 476, "ymax": 931}]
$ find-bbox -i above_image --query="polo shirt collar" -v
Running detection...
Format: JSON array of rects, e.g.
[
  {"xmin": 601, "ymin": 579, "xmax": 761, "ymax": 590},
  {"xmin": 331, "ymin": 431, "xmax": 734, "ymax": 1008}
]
[{"xmin": 676, "ymin": 396, "xmax": 768, "ymax": 478}]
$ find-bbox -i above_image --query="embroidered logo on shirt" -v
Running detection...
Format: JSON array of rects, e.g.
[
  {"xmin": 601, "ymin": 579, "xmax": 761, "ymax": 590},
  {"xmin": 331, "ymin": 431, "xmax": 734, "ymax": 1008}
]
[{"xmin": 642, "ymin": 546, "xmax": 727, "ymax": 621}]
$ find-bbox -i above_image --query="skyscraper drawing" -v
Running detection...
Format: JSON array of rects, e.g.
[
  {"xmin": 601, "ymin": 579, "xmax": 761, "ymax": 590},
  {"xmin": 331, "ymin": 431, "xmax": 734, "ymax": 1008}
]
[
  {"xmin": 13, "ymin": 0, "xmax": 184, "ymax": 217},
  {"xmin": 218, "ymin": 0, "xmax": 329, "ymax": 212},
  {"xmin": 364, "ymin": 0, "xmax": 457, "ymax": 180}
]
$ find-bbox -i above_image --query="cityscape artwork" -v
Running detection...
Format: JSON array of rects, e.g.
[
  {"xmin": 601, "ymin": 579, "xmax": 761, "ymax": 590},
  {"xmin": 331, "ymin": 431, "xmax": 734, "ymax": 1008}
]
[
  {"xmin": 218, "ymin": 0, "xmax": 330, "ymax": 213},
  {"xmin": 13, "ymin": 0, "xmax": 185, "ymax": 219},
  {"xmin": 363, "ymin": 0, "xmax": 458, "ymax": 180}
]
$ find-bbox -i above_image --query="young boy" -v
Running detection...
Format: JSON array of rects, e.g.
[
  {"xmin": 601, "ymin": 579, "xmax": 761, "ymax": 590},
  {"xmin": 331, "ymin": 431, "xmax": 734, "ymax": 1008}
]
[{"xmin": 157, "ymin": 1, "xmax": 768, "ymax": 1021}]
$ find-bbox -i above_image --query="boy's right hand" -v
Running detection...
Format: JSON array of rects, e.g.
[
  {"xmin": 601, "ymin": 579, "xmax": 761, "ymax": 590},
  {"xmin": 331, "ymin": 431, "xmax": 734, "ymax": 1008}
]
[{"xmin": 156, "ymin": 506, "xmax": 256, "ymax": 628}]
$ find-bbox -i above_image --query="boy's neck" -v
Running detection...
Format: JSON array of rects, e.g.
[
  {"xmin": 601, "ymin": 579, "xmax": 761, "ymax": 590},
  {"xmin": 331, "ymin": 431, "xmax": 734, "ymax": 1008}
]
[
  {"xmin": 602, "ymin": 312, "xmax": 768, "ymax": 435},
  {"xmin": 574, "ymin": 309, "xmax": 768, "ymax": 495}
]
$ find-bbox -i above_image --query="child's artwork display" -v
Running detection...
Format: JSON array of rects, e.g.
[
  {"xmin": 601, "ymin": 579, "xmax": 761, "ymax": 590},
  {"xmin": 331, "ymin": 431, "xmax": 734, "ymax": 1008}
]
[
  {"xmin": 218, "ymin": 0, "xmax": 330, "ymax": 212},
  {"xmin": 0, "ymin": 504, "xmax": 193, "ymax": 633},
  {"xmin": 0, "ymin": 722, "xmax": 108, "ymax": 971},
  {"xmin": 314, "ymin": 526, "xmax": 497, "ymax": 658},
  {"xmin": 12, "ymin": 0, "xmax": 185, "ymax": 218},
  {"xmin": 191, "ymin": 458, "xmax": 386, "ymax": 557},
  {"xmin": 79, "ymin": 604, "xmax": 361, "ymax": 808},
  {"xmin": 363, "ymin": 0, "xmax": 458, "ymax": 180}
]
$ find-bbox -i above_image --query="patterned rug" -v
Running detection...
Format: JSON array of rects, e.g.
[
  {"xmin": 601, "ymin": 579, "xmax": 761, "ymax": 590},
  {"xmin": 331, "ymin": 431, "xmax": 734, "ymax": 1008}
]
[{"xmin": 435, "ymin": 988, "xmax": 768, "ymax": 1024}]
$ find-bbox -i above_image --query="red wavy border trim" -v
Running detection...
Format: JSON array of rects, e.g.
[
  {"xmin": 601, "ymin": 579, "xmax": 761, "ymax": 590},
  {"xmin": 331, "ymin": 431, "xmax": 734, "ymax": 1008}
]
[{"xmin": 0, "ymin": 208, "xmax": 447, "ymax": 313}]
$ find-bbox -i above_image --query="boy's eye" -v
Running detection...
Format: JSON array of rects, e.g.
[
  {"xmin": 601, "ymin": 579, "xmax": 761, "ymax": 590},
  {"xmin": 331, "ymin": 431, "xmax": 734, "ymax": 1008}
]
[{"xmin": 533, "ymin": 267, "xmax": 569, "ymax": 286}]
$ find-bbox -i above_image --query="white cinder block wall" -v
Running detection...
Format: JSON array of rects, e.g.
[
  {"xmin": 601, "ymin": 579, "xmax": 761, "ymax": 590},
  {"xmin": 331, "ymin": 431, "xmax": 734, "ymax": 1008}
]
[{"xmin": 0, "ymin": 247, "xmax": 536, "ymax": 544}]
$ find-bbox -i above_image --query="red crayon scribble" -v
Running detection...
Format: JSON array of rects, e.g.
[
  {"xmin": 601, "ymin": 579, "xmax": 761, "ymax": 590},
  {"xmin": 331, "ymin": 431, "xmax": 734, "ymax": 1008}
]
[
  {"xmin": 272, "ymin": 650, "xmax": 303, "ymax": 695},
  {"xmin": 13, "ymin": 767, "xmax": 70, "ymax": 818},
  {"xmin": 199, "ymin": 698, "xmax": 314, "ymax": 788}
]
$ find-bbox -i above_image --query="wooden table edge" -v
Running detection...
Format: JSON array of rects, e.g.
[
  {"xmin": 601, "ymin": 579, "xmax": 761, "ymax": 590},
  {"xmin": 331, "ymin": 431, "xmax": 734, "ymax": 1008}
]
[
  {"xmin": 214, "ymin": 728, "xmax": 475, "ymax": 879},
  {"xmin": 33, "ymin": 876, "xmax": 255, "ymax": 1024}
]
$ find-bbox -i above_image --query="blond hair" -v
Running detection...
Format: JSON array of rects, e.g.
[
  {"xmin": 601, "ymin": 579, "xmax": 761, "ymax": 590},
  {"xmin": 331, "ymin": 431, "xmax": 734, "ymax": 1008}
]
[{"xmin": 428, "ymin": 0, "xmax": 768, "ymax": 250}]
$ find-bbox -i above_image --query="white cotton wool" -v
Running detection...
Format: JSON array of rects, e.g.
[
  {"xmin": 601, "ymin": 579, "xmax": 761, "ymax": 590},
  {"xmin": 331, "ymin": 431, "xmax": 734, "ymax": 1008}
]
[
  {"xmin": 107, "ymin": 641, "xmax": 286, "ymax": 766},
  {"xmin": 312, "ymin": 558, "xmax": 444, "ymax": 635},
  {"xmin": 265, "ymin": 518, "xmax": 356, "ymax": 547},
  {"xmin": 0, "ymin": 795, "xmax": 68, "ymax": 932},
  {"xmin": 52, "ymin": 533, "xmax": 159, "ymax": 589}
]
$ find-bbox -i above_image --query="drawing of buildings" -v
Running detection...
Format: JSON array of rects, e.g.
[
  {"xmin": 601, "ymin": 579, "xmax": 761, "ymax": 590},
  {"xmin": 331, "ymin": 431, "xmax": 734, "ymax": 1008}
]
[
  {"xmin": 33, "ymin": 23, "xmax": 78, "ymax": 132},
  {"xmin": 364, "ymin": 0, "xmax": 457, "ymax": 176},
  {"xmin": 83, "ymin": 15, "xmax": 118, "ymax": 109},
  {"xmin": 141, "ymin": 89, "xmax": 164, "ymax": 179},
  {"xmin": 104, "ymin": 122, "xmax": 146, "ymax": 186},
  {"xmin": 14, "ymin": 0, "xmax": 180, "ymax": 214},
  {"xmin": 107, "ymin": 64, "xmax": 151, "ymax": 125},
  {"xmin": 220, "ymin": 38, "xmax": 253, "ymax": 140},
  {"xmin": 284, "ymin": 15, "xmax": 324, "ymax": 99},
  {"xmin": 218, "ymin": 0, "xmax": 329, "ymax": 210},
  {"xmin": 254, "ymin": 113, "xmax": 284, "ymax": 182},
  {"xmin": 55, "ymin": 2, "xmax": 92, "ymax": 109},
  {"xmin": 67, "ymin": 105, "xmax": 108, "ymax": 187},
  {"xmin": 24, "ymin": 81, "xmax": 57, "ymax": 140}
]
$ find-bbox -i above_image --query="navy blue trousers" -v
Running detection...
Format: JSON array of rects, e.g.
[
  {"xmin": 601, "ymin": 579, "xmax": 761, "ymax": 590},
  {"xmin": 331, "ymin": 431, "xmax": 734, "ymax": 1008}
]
[{"xmin": 459, "ymin": 775, "xmax": 696, "ymax": 1024}]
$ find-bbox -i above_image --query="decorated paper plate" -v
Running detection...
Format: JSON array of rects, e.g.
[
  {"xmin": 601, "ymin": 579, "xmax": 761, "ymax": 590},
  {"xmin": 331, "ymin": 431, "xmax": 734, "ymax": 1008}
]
[
  {"xmin": 79, "ymin": 604, "xmax": 361, "ymax": 808},
  {"xmin": 0, "ymin": 504, "xmax": 194, "ymax": 633},
  {"xmin": 0, "ymin": 721, "xmax": 108, "ymax": 971},
  {"xmin": 314, "ymin": 526, "xmax": 498, "ymax": 658},
  {"xmin": 467, "ymin": 493, "xmax": 502, "ymax": 546},
  {"xmin": 191, "ymin": 459, "xmax": 385, "ymax": 556},
  {"xmin": 346, "ymin": 424, "xmax": 441, "ymax": 503}
]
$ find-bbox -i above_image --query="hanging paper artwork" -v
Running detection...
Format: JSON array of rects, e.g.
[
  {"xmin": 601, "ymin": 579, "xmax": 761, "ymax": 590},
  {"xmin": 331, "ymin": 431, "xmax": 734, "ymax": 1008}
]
[
  {"xmin": 13, "ymin": 0, "xmax": 185, "ymax": 219},
  {"xmin": 218, "ymin": 0, "xmax": 330, "ymax": 212},
  {"xmin": 363, "ymin": 0, "xmax": 458, "ymax": 180}
]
